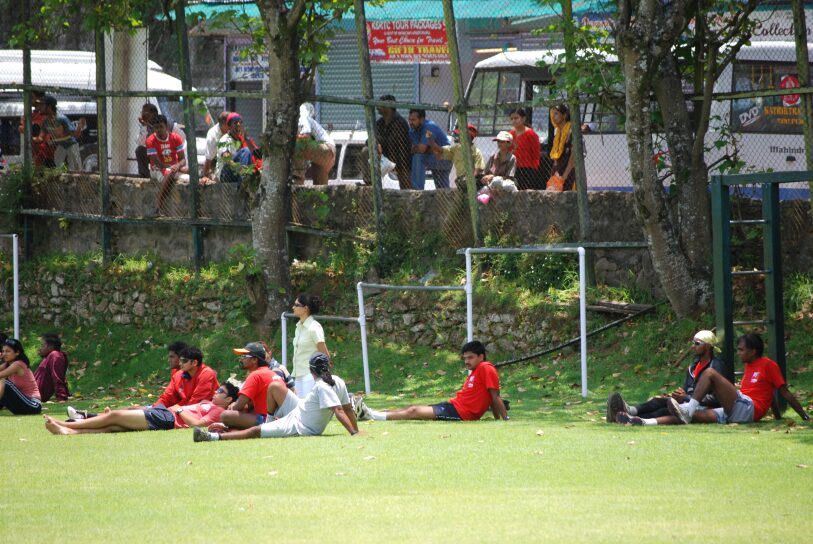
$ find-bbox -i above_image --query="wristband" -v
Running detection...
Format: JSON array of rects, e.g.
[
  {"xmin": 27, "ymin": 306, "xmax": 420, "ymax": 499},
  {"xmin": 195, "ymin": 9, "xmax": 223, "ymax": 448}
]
[{"xmin": 803, "ymin": 414, "xmax": 810, "ymax": 421}]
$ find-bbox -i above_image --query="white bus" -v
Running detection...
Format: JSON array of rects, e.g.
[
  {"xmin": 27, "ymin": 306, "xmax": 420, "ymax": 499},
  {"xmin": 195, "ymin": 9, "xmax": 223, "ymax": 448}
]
[{"xmin": 465, "ymin": 41, "xmax": 812, "ymax": 196}]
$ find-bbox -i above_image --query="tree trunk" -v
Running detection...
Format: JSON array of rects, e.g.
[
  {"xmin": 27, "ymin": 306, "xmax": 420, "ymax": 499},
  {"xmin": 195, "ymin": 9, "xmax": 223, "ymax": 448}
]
[
  {"xmin": 617, "ymin": 36, "xmax": 712, "ymax": 318},
  {"xmin": 252, "ymin": 1, "xmax": 302, "ymax": 331}
]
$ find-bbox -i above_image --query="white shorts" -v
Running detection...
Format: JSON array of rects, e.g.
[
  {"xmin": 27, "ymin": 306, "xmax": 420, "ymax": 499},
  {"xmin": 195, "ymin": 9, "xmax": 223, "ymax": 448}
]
[
  {"xmin": 295, "ymin": 374, "xmax": 315, "ymax": 399},
  {"xmin": 259, "ymin": 413, "xmax": 301, "ymax": 438},
  {"xmin": 272, "ymin": 390, "xmax": 300, "ymax": 419},
  {"xmin": 712, "ymin": 391, "xmax": 755, "ymax": 424}
]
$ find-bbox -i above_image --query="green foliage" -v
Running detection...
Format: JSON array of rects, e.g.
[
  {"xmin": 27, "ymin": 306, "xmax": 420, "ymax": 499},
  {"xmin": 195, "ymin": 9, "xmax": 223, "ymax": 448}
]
[
  {"xmin": 480, "ymin": 231, "xmax": 578, "ymax": 293},
  {"xmin": 786, "ymin": 273, "xmax": 813, "ymax": 316}
]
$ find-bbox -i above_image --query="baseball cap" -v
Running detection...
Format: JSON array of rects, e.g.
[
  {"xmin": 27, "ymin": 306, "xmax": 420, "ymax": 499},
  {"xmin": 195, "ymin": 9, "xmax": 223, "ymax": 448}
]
[
  {"xmin": 493, "ymin": 131, "xmax": 513, "ymax": 142},
  {"xmin": 227, "ymin": 112, "xmax": 243, "ymax": 125},
  {"xmin": 309, "ymin": 352, "xmax": 331, "ymax": 374},
  {"xmin": 453, "ymin": 123, "xmax": 478, "ymax": 137},
  {"xmin": 232, "ymin": 342, "xmax": 266, "ymax": 360}
]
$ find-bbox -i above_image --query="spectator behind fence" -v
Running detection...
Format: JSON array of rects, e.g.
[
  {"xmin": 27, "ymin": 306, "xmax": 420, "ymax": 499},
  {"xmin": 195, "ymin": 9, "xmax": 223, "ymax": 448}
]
[
  {"xmin": 202, "ymin": 111, "xmax": 230, "ymax": 182},
  {"xmin": 41, "ymin": 95, "xmax": 85, "ymax": 171},
  {"xmin": 216, "ymin": 113, "xmax": 260, "ymax": 186},
  {"xmin": 548, "ymin": 104, "xmax": 576, "ymax": 192},
  {"xmin": 508, "ymin": 108, "xmax": 542, "ymax": 190},
  {"xmin": 481, "ymin": 131, "xmax": 517, "ymax": 185},
  {"xmin": 147, "ymin": 115, "xmax": 189, "ymax": 216},
  {"xmin": 33, "ymin": 332, "xmax": 69, "ymax": 402},
  {"xmin": 426, "ymin": 123, "xmax": 484, "ymax": 188},
  {"xmin": 0, "ymin": 338, "xmax": 42, "ymax": 415},
  {"xmin": 358, "ymin": 94, "xmax": 412, "ymax": 189},
  {"xmin": 294, "ymin": 103, "xmax": 336, "ymax": 186},
  {"xmin": 136, "ymin": 103, "xmax": 186, "ymax": 178},
  {"xmin": 408, "ymin": 108, "xmax": 452, "ymax": 190},
  {"xmin": 18, "ymin": 91, "xmax": 55, "ymax": 167}
]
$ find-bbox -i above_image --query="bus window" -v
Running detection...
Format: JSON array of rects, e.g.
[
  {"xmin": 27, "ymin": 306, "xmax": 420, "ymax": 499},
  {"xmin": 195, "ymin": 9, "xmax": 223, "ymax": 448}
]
[
  {"xmin": 468, "ymin": 71, "xmax": 499, "ymax": 135},
  {"xmin": 730, "ymin": 62, "xmax": 811, "ymax": 134},
  {"xmin": 529, "ymin": 83, "xmax": 552, "ymax": 143}
]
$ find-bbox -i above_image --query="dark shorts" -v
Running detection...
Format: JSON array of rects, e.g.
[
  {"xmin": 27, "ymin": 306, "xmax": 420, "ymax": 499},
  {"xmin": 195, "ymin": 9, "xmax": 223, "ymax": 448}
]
[
  {"xmin": 0, "ymin": 379, "xmax": 43, "ymax": 415},
  {"xmin": 431, "ymin": 402, "xmax": 462, "ymax": 421},
  {"xmin": 255, "ymin": 413, "xmax": 266, "ymax": 426},
  {"xmin": 143, "ymin": 405, "xmax": 175, "ymax": 431}
]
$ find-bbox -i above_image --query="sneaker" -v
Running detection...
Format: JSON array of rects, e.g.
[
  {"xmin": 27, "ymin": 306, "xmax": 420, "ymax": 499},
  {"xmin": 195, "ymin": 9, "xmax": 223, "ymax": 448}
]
[
  {"xmin": 354, "ymin": 396, "xmax": 373, "ymax": 421},
  {"xmin": 606, "ymin": 392, "xmax": 628, "ymax": 423},
  {"xmin": 66, "ymin": 406, "xmax": 86, "ymax": 420},
  {"xmin": 615, "ymin": 412, "xmax": 643, "ymax": 425},
  {"xmin": 193, "ymin": 427, "xmax": 215, "ymax": 442},
  {"xmin": 667, "ymin": 398, "xmax": 691, "ymax": 424}
]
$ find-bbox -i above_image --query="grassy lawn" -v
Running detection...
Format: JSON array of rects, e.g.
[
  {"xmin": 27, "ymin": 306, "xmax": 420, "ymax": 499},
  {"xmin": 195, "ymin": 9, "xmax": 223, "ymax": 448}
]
[{"xmin": 3, "ymin": 308, "xmax": 813, "ymax": 542}]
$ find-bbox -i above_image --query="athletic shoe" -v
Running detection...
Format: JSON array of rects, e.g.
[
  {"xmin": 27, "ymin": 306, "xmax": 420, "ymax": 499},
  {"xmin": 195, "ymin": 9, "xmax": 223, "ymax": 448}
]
[
  {"xmin": 354, "ymin": 396, "xmax": 373, "ymax": 421},
  {"xmin": 615, "ymin": 412, "xmax": 643, "ymax": 425},
  {"xmin": 193, "ymin": 427, "xmax": 215, "ymax": 442},
  {"xmin": 606, "ymin": 392, "xmax": 628, "ymax": 423},
  {"xmin": 66, "ymin": 406, "xmax": 86, "ymax": 420},
  {"xmin": 667, "ymin": 398, "xmax": 691, "ymax": 424}
]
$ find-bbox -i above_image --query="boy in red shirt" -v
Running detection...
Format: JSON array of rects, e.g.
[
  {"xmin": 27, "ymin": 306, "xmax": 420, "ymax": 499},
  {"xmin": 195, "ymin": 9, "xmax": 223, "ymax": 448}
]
[
  {"xmin": 153, "ymin": 346, "xmax": 219, "ymax": 409},
  {"xmin": 360, "ymin": 340, "xmax": 509, "ymax": 421},
  {"xmin": 217, "ymin": 342, "xmax": 288, "ymax": 430},
  {"xmin": 669, "ymin": 333, "xmax": 809, "ymax": 424},
  {"xmin": 146, "ymin": 114, "xmax": 188, "ymax": 215}
]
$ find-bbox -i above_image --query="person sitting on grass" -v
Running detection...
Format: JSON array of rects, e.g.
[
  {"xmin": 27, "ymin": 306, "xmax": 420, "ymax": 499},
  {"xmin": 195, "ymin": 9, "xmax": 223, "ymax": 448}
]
[
  {"xmin": 668, "ymin": 333, "xmax": 810, "ymax": 425},
  {"xmin": 193, "ymin": 352, "xmax": 358, "ymax": 442},
  {"xmin": 33, "ymin": 332, "xmax": 70, "ymax": 402},
  {"xmin": 0, "ymin": 338, "xmax": 42, "ymax": 415},
  {"xmin": 217, "ymin": 342, "xmax": 281, "ymax": 430},
  {"xmin": 608, "ymin": 330, "xmax": 728, "ymax": 426},
  {"xmin": 151, "ymin": 346, "xmax": 219, "ymax": 409},
  {"xmin": 356, "ymin": 340, "xmax": 509, "ymax": 422},
  {"xmin": 43, "ymin": 381, "xmax": 239, "ymax": 436}
]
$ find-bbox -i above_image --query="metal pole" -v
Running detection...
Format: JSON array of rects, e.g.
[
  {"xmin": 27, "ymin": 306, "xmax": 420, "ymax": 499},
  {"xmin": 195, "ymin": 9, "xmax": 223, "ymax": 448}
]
[
  {"xmin": 21, "ymin": 4, "xmax": 32, "ymax": 197},
  {"xmin": 280, "ymin": 312, "xmax": 288, "ymax": 368},
  {"xmin": 12, "ymin": 234, "xmax": 20, "ymax": 339},
  {"xmin": 95, "ymin": 31, "xmax": 112, "ymax": 260},
  {"xmin": 353, "ymin": 0, "xmax": 385, "ymax": 262},
  {"xmin": 441, "ymin": 0, "xmax": 480, "ymax": 245},
  {"xmin": 465, "ymin": 248, "xmax": 473, "ymax": 341},
  {"xmin": 174, "ymin": 0, "xmax": 203, "ymax": 269},
  {"xmin": 357, "ymin": 282, "xmax": 371, "ymax": 394},
  {"xmin": 578, "ymin": 247, "xmax": 588, "ymax": 398}
]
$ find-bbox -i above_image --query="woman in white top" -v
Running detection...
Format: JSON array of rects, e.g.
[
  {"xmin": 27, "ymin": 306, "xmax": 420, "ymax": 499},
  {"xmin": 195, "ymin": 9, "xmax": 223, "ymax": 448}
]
[
  {"xmin": 291, "ymin": 293, "xmax": 329, "ymax": 399},
  {"xmin": 192, "ymin": 352, "xmax": 359, "ymax": 442}
]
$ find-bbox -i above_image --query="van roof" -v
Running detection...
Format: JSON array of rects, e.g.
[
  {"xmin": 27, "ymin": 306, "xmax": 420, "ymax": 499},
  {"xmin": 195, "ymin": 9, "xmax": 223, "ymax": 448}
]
[{"xmin": 0, "ymin": 50, "xmax": 180, "ymax": 90}]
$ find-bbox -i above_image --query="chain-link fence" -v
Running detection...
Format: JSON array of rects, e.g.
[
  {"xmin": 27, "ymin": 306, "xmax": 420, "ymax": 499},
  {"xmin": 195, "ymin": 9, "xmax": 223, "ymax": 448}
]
[{"xmin": 1, "ymin": 1, "xmax": 812, "ymax": 263}]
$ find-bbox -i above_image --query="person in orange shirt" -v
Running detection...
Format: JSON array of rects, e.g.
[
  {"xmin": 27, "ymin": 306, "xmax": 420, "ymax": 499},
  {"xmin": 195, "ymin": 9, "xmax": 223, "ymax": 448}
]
[{"xmin": 152, "ymin": 346, "xmax": 219, "ymax": 409}]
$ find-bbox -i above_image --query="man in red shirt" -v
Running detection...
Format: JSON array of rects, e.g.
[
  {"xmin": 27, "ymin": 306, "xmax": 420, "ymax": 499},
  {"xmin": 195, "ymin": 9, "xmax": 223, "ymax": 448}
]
[
  {"xmin": 153, "ymin": 346, "xmax": 219, "ymax": 409},
  {"xmin": 217, "ymin": 342, "xmax": 286, "ymax": 430},
  {"xmin": 33, "ymin": 332, "xmax": 70, "ymax": 402},
  {"xmin": 359, "ymin": 341, "xmax": 509, "ymax": 421},
  {"xmin": 146, "ymin": 114, "xmax": 188, "ymax": 216},
  {"xmin": 669, "ymin": 333, "xmax": 809, "ymax": 424}
]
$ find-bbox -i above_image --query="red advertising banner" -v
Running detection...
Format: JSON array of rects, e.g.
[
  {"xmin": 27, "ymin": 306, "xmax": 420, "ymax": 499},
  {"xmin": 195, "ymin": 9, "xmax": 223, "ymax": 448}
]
[{"xmin": 366, "ymin": 20, "xmax": 450, "ymax": 63}]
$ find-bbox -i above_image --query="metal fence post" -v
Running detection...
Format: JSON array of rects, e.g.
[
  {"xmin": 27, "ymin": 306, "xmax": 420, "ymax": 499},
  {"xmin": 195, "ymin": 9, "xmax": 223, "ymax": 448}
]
[
  {"xmin": 174, "ymin": 0, "xmax": 203, "ymax": 269},
  {"xmin": 95, "ymin": 31, "xmax": 112, "ymax": 261},
  {"xmin": 353, "ymin": 0, "xmax": 385, "ymax": 263},
  {"xmin": 21, "ymin": 5, "xmax": 33, "ymax": 261},
  {"xmin": 441, "ymin": 0, "xmax": 480, "ymax": 246}
]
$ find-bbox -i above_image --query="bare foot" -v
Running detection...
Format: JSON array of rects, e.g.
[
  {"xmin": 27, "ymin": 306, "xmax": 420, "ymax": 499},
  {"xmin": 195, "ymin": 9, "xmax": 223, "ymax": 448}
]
[{"xmin": 44, "ymin": 416, "xmax": 75, "ymax": 435}]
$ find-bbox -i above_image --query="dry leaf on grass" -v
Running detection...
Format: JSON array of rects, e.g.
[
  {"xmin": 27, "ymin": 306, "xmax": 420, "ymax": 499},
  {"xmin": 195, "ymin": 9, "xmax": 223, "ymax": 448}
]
[
  {"xmin": 363, "ymin": 456, "xmax": 376, "ymax": 461},
  {"xmin": 535, "ymin": 429, "xmax": 545, "ymax": 436}
]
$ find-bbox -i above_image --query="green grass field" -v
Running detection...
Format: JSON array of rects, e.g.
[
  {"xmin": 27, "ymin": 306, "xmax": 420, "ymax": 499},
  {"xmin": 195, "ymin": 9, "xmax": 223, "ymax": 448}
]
[{"xmin": 3, "ymin": 309, "xmax": 813, "ymax": 542}]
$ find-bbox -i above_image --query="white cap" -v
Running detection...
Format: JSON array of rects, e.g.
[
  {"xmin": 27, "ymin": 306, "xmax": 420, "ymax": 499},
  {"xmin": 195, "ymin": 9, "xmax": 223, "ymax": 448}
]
[{"xmin": 493, "ymin": 130, "xmax": 513, "ymax": 142}]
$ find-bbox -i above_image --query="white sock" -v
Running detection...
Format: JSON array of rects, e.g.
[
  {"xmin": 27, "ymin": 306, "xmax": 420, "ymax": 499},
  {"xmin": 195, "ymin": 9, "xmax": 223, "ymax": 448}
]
[
  {"xmin": 642, "ymin": 418, "xmax": 657, "ymax": 426},
  {"xmin": 369, "ymin": 410, "xmax": 387, "ymax": 421},
  {"xmin": 686, "ymin": 398, "xmax": 699, "ymax": 416},
  {"xmin": 628, "ymin": 406, "xmax": 638, "ymax": 416},
  {"xmin": 210, "ymin": 432, "xmax": 220, "ymax": 441}
]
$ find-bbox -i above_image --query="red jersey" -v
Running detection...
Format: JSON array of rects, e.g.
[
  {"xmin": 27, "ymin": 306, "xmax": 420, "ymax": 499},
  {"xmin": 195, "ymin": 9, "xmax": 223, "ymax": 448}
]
[
  {"xmin": 510, "ymin": 128, "xmax": 540, "ymax": 169},
  {"xmin": 146, "ymin": 132, "xmax": 186, "ymax": 168},
  {"xmin": 449, "ymin": 361, "xmax": 501, "ymax": 420},
  {"xmin": 740, "ymin": 356, "xmax": 785, "ymax": 421},
  {"xmin": 240, "ymin": 366, "xmax": 281, "ymax": 417},
  {"xmin": 154, "ymin": 364, "xmax": 219, "ymax": 408},
  {"xmin": 173, "ymin": 401, "xmax": 225, "ymax": 429}
]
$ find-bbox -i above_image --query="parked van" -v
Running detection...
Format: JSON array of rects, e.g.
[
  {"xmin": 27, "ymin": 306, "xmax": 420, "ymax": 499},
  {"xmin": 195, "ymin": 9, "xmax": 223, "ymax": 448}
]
[
  {"xmin": 465, "ymin": 41, "xmax": 812, "ymax": 194},
  {"xmin": 0, "ymin": 50, "xmax": 212, "ymax": 173}
]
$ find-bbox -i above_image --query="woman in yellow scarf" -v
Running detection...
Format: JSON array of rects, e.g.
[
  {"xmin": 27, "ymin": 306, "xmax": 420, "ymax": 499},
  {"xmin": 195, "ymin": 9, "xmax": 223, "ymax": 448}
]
[{"xmin": 548, "ymin": 104, "xmax": 575, "ymax": 191}]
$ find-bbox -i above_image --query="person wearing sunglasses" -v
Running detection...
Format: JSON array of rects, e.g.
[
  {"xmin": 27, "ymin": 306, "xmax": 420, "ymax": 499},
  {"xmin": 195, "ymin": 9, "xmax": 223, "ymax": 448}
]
[
  {"xmin": 44, "ymin": 380, "xmax": 239, "ymax": 436},
  {"xmin": 216, "ymin": 342, "xmax": 283, "ymax": 430},
  {"xmin": 291, "ymin": 293, "xmax": 330, "ymax": 399},
  {"xmin": 607, "ymin": 330, "xmax": 728, "ymax": 425}
]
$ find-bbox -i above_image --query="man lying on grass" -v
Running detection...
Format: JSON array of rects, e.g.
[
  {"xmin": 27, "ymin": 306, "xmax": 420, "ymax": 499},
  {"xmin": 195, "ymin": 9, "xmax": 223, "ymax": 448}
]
[
  {"xmin": 44, "ymin": 382, "xmax": 239, "ymax": 435},
  {"xmin": 355, "ymin": 340, "xmax": 509, "ymax": 422},
  {"xmin": 667, "ymin": 333, "xmax": 810, "ymax": 425},
  {"xmin": 608, "ymin": 330, "xmax": 729, "ymax": 426},
  {"xmin": 193, "ymin": 352, "xmax": 359, "ymax": 442}
]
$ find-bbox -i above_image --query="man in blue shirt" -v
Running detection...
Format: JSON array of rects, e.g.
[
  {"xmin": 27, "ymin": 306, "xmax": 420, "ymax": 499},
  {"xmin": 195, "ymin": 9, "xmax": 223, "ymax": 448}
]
[
  {"xmin": 41, "ymin": 95, "xmax": 85, "ymax": 171},
  {"xmin": 408, "ymin": 109, "xmax": 452, "ymax": 190}
]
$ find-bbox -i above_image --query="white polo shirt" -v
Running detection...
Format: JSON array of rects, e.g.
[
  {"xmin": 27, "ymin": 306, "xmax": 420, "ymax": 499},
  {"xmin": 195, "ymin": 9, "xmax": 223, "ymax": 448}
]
[{"xmin": 292, "ymin": 315, "xmax": 326, "ymax": 378}]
